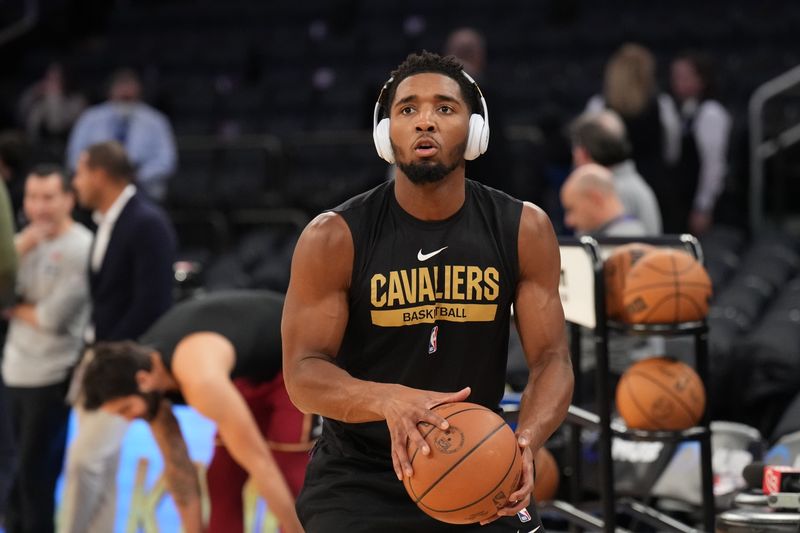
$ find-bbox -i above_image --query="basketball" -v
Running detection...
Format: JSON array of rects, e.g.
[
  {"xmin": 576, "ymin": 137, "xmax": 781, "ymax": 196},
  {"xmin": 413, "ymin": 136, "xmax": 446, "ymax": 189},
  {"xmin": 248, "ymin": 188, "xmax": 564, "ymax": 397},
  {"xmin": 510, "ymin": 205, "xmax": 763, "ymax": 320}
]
[
  {"xmin": 403, "ymin": 402, "xmax": 522, "ymax": 524},
  {"xmin": 533, "ymin": 447, "xmax": 559, "ymax": 502},
  {"xmin": 604, "ymin": 243, "xmax": 656, "ymax": 319},
  {"xmin": 616, "ymin": 356, "xmax": 706, "ymax": 431},
  {"xmin": 622, "ymin": 249, "xmax": 712, "ymax": 323}
]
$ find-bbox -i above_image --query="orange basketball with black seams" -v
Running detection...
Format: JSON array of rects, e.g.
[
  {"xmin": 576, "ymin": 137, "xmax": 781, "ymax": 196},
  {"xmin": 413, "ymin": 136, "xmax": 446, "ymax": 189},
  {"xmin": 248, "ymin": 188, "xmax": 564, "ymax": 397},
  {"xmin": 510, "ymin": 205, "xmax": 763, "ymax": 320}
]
[
  {"xmin": 403, "ymin": 402, "xmax": 522, "ymax": 524},
  {"xmin": 604, "ymin": 243, "xmax": 656, "ymax": 319},
  {"xmin": 615, "ymin": 356, "xmax": 706, "ymax": 431},
  {"xmin": 622, "ymin": 249, "xmax": 712, "ymax": 324}
]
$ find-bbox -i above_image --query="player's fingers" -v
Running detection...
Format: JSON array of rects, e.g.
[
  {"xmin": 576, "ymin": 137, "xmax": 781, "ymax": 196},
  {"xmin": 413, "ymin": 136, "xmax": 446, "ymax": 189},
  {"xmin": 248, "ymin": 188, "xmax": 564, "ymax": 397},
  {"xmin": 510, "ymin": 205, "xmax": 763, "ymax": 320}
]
[
  {"xmin": 419, "ymin": 408, "xmax": 450, "ymax": 431},
  {"xmin": 406, "ymin": 421, "xmax": 431, "ymax": 458},
  {"xmin": 506, "ymin": 448, "xmax": 534, "ymax": 509},
  {"xmin": 499, "ymin": 494, "xmax": 531, "ymax": 516},
  {"xmin": 395, "ymin": 440, "xmax": 414, "ymax": 478},
  {"xmin": 429, "ymin": 386, "xmax": 471, "ymax": 410},
  {"xmin": 391, "ymin": 449, "xmax": 403, "ymax": 481}
]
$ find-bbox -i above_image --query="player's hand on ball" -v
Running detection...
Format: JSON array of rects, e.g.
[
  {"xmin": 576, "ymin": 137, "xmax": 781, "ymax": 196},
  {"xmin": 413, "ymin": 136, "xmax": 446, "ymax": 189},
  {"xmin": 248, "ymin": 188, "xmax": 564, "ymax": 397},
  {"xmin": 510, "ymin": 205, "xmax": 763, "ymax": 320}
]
[
  {"xmin": 480, "ymin": 429, "xmax": 534, "ymax": 525},
  {"xmin": 381, "ymin": 385, "xmax": 471, "ymax": 481}
]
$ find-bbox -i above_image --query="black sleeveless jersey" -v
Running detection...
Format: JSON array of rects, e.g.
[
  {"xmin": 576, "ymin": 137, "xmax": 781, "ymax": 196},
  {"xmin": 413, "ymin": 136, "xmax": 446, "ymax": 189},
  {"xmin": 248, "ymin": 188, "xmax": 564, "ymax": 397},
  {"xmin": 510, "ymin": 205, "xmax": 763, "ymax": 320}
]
[
  {"xmin": 139, "ymin": 290, "xmax": 284, "ymax": 383},
  {"xmin": 326, "ymin": 179, "xmax": 522, "ymax": 462}
]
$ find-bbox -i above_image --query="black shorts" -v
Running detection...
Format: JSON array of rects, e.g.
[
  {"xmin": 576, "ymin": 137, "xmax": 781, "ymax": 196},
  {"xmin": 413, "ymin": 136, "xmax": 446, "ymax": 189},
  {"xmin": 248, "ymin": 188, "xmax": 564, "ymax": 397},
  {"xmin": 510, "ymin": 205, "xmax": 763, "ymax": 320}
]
[{"xmin": 296, "ymin": 440, "xmax": 544, "ymax": 533}]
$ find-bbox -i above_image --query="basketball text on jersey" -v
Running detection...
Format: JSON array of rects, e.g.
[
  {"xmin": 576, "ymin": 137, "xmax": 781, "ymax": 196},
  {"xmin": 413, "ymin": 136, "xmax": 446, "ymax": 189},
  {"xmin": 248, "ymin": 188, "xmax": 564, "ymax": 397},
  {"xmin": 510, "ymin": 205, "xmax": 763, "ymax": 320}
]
[
  {"xmin": 369, "ymin": 265, "xmax": 500, "ymax": 326},
  {"xmin": 428, "ymin": 325, "xmax": 439, "ymax": 354}
]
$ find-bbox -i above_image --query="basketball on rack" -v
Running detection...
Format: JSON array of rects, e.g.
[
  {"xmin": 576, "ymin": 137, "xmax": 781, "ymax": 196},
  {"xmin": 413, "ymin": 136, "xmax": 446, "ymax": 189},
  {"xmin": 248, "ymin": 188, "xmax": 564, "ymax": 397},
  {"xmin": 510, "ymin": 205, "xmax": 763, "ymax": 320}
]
[
  {"xmin": 615, "ymin": 356, "xmax": 706, "ymax": 431},
  {"xmin": 533, "ymin": 447, "xmax": 559, "ymax": 502},
  {"xmin": 603, "ymin": 243, "xmax": 656, "ymax": 319},
  {"xmin": 622, "ymin": 248, "xmax": 712, "ymax": 324},
  {"xmin": 403, "ymin": 402, "xmax": 522, "ymax": 524}
]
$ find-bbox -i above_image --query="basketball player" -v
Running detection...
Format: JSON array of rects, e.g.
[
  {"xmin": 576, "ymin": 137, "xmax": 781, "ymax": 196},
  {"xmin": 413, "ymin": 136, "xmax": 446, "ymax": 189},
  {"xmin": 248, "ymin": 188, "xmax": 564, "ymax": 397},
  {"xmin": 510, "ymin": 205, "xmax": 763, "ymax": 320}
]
[
  {"xmin": 80, "ymin": 290, "xmax": 310, "ymax": 533},
  {"xmin": 282, "ymin": 51, "xmax": 573, "ymax": 532}
]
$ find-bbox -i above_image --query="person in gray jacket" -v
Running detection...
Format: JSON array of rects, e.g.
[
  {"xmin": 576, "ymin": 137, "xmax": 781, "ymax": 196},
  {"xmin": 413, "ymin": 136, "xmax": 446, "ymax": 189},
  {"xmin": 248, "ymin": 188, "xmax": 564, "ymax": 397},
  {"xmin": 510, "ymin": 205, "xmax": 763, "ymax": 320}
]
[
  {"xmin": 1, "ymin": 165, "xmax": 92, "ymax": 533},
  {"xmin": 570, "ymin": 110, "xmax": 663, "ymax": 235}
]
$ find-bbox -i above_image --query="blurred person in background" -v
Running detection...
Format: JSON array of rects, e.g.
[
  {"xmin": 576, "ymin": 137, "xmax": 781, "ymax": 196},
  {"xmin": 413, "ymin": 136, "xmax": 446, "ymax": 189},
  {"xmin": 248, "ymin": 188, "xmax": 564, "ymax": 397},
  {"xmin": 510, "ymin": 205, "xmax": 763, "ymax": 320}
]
[
  {"xmin": 0, "ymin": 131, "xmax": 30, "ymax": 228},
  {"xmin": 18, "ymin": 63, "xmax": 87, "ymax": 145},
  {"xmin": 560, "ymin": 163, "xmax": 646, "ymax": 237},
  {"xmin": 570, "ymin": 109, "xmax": 662, "ymax": 235},
  {"xmin": 443, "ymin": 28, "xmax": 514, "ymax": 196},
  {"xmin": 60, "ymin": 141, "xmax": 176, "ymax": 533},
  {"xmin": 2, "ymin": 165, "xmax": 92, "ymax": 533},
  {"xmin": 66, "ymin": 68, "xmax": 177, "ymax": 203},
  {"xmin": 670, "ymin": 51, "xmax": 732, "ymax": 235},
  {"xmin": 0, "ymin": 176, "xmax": 17, "ymax": 529},
  {"xmin": 587, "ymin": 43, "xmax": 681, "ymax": 222}
]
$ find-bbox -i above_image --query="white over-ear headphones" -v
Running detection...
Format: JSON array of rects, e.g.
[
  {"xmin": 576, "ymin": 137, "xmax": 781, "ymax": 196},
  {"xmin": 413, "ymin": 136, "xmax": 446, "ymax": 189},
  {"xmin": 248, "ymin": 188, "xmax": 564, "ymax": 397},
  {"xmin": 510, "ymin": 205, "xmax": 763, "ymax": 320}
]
[{"xmin": 372, "ymin": 70, "xmax": 490, "ymax": 164}]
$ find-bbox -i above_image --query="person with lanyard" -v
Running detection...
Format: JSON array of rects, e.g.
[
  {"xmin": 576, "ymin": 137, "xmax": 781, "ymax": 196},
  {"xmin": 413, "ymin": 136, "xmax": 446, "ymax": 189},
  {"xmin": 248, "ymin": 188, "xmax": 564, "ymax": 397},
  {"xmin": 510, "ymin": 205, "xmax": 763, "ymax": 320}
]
[{"xmin": 560, "ymin": 163, "xmax": 646, "ymax": 237}]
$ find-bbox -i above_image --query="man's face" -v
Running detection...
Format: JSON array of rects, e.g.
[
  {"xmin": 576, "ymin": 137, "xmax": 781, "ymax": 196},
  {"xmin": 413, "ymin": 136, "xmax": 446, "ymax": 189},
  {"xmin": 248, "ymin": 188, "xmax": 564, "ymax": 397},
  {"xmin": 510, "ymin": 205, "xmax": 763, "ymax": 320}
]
[
  {"xmin": 389, "ymin": 72, "xmax": 470, "ymax": 184},
  {"xmin": 102, "ymin": 391, "xmax": 162, "ymax": 421},
  {"xmin": 103, "ymin": 395, "xmax": 148, "ymax": 421},
  {"xmin": 23, "ymin": 174, "xmax": 73, "ymax": 237},
  {"xmin": 671, "ymin": 59, "xmax": 702, "ymax": 102},
  {"xmin": 72, "ymin": 153, "xmax": 103, "ymax": 210},
  {"xmin": 561, "ymin": 184, "xmax": 599, "ymax": 234}
]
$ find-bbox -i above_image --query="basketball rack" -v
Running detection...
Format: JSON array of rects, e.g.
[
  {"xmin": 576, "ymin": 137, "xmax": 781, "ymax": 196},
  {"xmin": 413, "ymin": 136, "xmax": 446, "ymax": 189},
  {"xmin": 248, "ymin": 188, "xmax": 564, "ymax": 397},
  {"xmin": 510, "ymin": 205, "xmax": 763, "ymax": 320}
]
[{"xmin": 549, "ymin": 235, "xmax": 715, "ymax": 533}]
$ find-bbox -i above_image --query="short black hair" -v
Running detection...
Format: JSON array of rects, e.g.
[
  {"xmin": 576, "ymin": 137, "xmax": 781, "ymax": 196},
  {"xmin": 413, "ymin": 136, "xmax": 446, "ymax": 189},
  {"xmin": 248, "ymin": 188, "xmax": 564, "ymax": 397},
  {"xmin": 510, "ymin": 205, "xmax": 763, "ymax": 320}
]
[
  {"xmin": 82, "ymin": 341, "xmax": 153, "ymax": 410},
  {"xmin": 28, "ymin": 163, "xmax": 70, "ymax": 192},
  {"xmin": 569, "ymin": 113, "xmax": 632, "ymax": 167},
  {"xmin": 381, "ymin": 50, "xmax": 480, "ymax": 117},
  {"xmin": 84, "ymin": 141, "xmax": 135, "ymax": 182}
]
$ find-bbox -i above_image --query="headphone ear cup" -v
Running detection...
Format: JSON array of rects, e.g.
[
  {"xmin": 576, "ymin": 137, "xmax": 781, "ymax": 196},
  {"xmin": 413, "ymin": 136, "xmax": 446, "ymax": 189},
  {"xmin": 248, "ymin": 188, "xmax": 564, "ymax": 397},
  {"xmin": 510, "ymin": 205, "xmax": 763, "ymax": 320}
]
[
  {"xmin": 373, "ymin": 118, "xmax": 395, "ymax": 164},
  {"xmin": 464, "ymin": 114, "xmax": 488, "ymax": 161}
]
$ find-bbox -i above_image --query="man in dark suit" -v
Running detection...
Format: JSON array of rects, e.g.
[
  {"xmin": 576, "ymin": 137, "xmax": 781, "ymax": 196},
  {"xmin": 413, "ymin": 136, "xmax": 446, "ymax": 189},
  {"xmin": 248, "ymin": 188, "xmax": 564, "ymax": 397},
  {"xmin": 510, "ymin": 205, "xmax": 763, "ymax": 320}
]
[{"xmin": 61, "ymin": 140, "xmax": 176, "ymax": 533}]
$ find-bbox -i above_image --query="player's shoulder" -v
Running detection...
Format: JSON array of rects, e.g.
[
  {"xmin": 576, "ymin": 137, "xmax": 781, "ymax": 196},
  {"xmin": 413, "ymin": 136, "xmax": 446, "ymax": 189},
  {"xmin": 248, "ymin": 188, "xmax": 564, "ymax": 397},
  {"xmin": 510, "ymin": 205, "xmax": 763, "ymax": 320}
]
[
  {"xmin": 298, "ymin": 211, "xmax": 353, "ymax": 255},
  {"xmin": 519, "ymin": 201, "xmax": 553, "ymax": 235}
]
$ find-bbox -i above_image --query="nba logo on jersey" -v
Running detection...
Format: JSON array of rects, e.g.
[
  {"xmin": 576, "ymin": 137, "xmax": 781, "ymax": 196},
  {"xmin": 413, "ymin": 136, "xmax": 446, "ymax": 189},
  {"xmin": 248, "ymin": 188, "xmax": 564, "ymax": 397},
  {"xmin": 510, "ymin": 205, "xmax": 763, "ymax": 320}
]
[
  {"xmin": 428, "ymin": 325, "xmax": 439, "ymax": 354},
  {"xmin": 517, "ymin": 508, "xmax": 532, "ymax": 523}
]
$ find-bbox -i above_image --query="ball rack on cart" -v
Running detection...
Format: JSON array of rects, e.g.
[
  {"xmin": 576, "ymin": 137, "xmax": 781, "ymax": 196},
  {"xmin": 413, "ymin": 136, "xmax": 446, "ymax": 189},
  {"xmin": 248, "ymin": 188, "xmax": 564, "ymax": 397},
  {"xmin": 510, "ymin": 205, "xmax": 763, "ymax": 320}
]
[{"xmin": 540, "ymin": 235, "xmax": 715, "ymax": 532}]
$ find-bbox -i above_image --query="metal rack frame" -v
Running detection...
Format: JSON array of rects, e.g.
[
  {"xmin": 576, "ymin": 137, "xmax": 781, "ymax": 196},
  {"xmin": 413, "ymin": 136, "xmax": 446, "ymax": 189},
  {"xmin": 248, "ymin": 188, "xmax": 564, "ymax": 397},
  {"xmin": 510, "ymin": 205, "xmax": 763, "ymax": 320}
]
[{"xmin": 554, "ymin": 235, "xmax": 715, "ymax": 532}]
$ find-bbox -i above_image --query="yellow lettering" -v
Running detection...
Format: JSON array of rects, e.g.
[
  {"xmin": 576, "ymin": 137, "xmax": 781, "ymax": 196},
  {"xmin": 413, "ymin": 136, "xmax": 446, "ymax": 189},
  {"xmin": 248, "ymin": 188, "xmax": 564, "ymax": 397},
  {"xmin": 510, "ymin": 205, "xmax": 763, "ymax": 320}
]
[
  {"xmin": 484, "ymin": 267, "xmax": 500, "ymax": 300},
  {"xmin": 371, "ymin": 274, "xmax": 387, "ymax": 307},
  {"xmin": 400, "ymin": 269, "xmax": 417, "ymax": 304},
  {"xmin": 418, "ymin": 268, "xmax": 435, "ymax": 303},
  {"xmin": 444, "ymin": 265, "xmax": 452, "ymax": 299},
  {"xmin": 451, "ymin": 265, "xmax": 466, "ymax": 299},
  {"xmin": 466, "ymin": 266, "xmax": 483, "ymax": 300},
  {"xmin": 434, "ymin": 266, "xmax": 443, "ymax": 299},
  {"xmin": 388, "ymin": 271, "xmax": 405, "ymax": 306}
]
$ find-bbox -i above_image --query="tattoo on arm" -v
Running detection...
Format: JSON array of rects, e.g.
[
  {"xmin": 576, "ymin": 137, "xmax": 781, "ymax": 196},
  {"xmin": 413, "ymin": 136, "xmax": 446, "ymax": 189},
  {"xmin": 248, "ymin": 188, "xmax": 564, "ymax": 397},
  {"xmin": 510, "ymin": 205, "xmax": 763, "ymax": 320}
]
[{"xmin": 151, "ymin": 402, "xmax": 201, "ymax": 507}]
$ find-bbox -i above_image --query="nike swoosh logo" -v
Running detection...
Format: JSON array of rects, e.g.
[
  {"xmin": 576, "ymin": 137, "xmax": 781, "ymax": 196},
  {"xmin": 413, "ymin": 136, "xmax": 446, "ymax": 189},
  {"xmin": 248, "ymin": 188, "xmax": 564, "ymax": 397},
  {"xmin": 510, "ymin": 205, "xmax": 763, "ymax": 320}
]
[{"xmin": 417, "ymin": 246, "xmax": 448, "ymax": 261}]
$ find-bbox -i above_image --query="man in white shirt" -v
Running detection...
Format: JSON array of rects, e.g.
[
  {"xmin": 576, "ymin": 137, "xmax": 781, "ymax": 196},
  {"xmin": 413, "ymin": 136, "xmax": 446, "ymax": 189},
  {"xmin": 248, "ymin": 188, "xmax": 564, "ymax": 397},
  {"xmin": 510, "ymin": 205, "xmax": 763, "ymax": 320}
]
[{"xmin": 2, "ymin": 165, "xmax": 92, "ymax": 533}]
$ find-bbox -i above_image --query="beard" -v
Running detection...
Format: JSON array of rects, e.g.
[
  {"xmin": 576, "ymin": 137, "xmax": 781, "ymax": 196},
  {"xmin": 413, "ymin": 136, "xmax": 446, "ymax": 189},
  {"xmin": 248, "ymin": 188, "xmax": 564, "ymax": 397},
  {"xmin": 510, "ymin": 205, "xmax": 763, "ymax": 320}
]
[{"xmin": 394, "ymin": 141, "xmax": 465, "ymax": 185}]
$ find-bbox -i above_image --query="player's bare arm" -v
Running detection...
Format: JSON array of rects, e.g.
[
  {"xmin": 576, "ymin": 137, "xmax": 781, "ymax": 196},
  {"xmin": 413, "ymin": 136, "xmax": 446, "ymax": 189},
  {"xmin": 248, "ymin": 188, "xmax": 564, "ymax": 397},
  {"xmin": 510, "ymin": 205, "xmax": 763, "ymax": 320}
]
[
  {"xmin": 172, "ymin": 335, "xmax": 304, "ymax": 533},
  {"xmin": 148, "ymin": 400, "xmax": 204, "ymax": 533},
  {"xmin": 282, "ymin": 212, "xmax": 470, "ymax": 480},
  {"xmin": 503, "ymin": 202, "xmax": 574, "ymax": 517}
]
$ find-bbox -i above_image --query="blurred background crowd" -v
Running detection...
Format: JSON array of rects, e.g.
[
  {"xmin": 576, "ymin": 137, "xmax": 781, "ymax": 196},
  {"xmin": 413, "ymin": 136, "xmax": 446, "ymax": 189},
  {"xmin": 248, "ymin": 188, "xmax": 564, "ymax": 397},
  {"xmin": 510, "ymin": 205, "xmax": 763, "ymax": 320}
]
[{"xmin": 1, "ymin": 0, "xmax": 800, "ymax": 531}]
